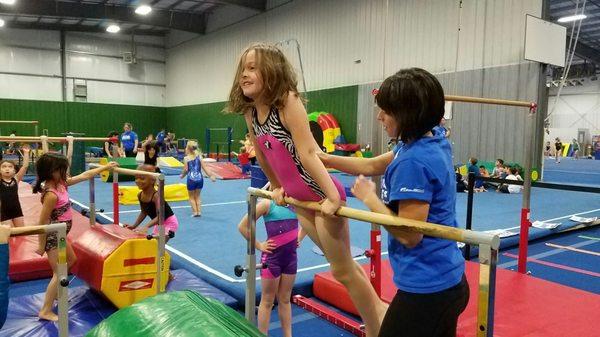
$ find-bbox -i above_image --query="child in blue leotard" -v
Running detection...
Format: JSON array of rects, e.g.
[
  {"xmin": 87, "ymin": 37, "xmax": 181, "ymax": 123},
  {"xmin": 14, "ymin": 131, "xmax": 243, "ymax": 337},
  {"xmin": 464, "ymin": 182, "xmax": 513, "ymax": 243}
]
[{"xmin": 180, "ymin": 141, "xmax": 216, "ymax": 217}]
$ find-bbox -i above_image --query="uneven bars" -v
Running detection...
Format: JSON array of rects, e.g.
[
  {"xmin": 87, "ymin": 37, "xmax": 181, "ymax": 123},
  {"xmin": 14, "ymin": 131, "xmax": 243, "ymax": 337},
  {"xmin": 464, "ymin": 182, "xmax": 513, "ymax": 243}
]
[
  {"xmin": 445, "ymin": 95, "xmax": 536, "ymax": 109},
  {"xmin": 88, "ymin": 163, "xmax": 162, "ymax": 178},
  {"xmin": 0, "ymin": 136, "xmax": 110, "ymax": 142},
  {"xmin": 0, "ymin": 120, "xmax": 39, "ymax": 124},
  {"xmin": 248, "ymin": 188, "xmax": 499, "ymax": 249}
]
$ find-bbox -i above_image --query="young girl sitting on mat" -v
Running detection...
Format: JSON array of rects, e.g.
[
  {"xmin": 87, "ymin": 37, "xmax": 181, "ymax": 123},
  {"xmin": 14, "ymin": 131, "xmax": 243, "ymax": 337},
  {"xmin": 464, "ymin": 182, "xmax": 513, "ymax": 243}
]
[
  {"xmin": 319, "ymin": 68, "xmax": 469, "ymax": 337},
  {"xmin": 0, "ymin": 145, "xmax": 30, "ymax": 227},
  {"xmin": 125, "ymin": 164, "xmax": 179, "ymax": 240},
  {"xmin": 225, "ymin": 42, "xmax": 386, "ymax": 337},
  {"xmin": 180, "ymin": 141, "xmax": 216, "ymax": 217},
  {"xmin": 237, "ymin": 198, "xmax": 300, "ymax": 337},
  {"xmin": 34, "ymin": 140, "xmax": 117, "ymax": 321}
]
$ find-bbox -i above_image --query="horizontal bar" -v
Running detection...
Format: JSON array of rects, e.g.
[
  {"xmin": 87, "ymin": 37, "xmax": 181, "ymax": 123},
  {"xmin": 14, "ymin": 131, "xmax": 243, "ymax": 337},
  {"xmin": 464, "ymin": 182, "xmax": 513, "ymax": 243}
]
[
  {"xmin": 0, "ymin": 136, "xmax": 109, "ymax": 142},
  {"xmin": 248, "ymin": 188, "xmax": 499, "ymax": 248},
  {"xmin": 207, "ymin": 128, "xmax": 230, "ymax": 131},
  {"xmin": 0, "ymin": 120, "xmax": 39, "ymax": 124},
  {"xmin": 445, "ymin": 95, "xmax": 536, "ymax": 109},
  {"xmin": 89, "ymin": 163, "xmax": 163, "ymax": 179},
  {"xmin": 477, "ymin": 176, "xmax": 600, "ymax": 193},
  {"xmin": 10, "ymin": 223, "xmax": 67, "ymax": 237}
]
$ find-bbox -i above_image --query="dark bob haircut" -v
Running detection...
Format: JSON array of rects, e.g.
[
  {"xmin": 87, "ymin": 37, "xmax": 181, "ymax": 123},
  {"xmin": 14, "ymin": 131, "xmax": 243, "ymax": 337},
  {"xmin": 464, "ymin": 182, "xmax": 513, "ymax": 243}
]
[{"xmin": 375, "ymin": 68, "xmax": 445, "ymax": 143}]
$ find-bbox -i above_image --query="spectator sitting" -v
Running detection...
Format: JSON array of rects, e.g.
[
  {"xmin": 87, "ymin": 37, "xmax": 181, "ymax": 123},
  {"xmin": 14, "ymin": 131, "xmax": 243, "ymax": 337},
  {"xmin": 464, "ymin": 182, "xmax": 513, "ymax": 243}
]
[
  {"xmin": 479, "ymin": 165, "xmax": 490, "ymax": 177},
  {"xmin": 491, "ymin": 159, "xmax": 504, "ymax": 178},
  {"xmin": 496, "ymin": 167, "xmax": 523, "ymax": 194},
  {"xmin": 455, "ymin": 167, "xmax": 467, "ymax": 193},
  {"xmin": 467, "ymin": 157, "xmax": 485, "ymax": 192}
]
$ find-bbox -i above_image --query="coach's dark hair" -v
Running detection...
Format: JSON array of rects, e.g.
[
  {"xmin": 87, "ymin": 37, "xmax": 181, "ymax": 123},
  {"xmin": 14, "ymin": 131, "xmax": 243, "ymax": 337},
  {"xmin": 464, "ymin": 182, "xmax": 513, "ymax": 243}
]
[{"xmin": 375, "ymin": 68, "xmax": 445, "ymax": 143}]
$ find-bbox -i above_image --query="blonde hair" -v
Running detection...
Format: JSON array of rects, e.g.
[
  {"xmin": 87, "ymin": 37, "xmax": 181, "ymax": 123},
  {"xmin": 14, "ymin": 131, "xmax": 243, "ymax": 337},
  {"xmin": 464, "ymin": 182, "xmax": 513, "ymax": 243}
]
[
  {"xmin": 186, "ymin": 140, "xmax": 201, "ymax": 158},
  {"xmin": 224, "ymin": 42, "xmax": 304, "ymax": 114}
]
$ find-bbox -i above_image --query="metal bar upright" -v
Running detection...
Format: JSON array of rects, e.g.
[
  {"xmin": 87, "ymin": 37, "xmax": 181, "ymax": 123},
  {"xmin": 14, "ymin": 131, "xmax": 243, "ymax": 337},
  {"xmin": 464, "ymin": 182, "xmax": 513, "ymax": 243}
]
[
  {"xmin": 112, "ymin": 171, "xmax": 119, "ymax": 225},
  {"xmin": 156, "ymin": 175, "xmax": 166, "ymax": 294},
  {"xmin": 245, "ymin": 194, "xmax": 258, "ymax": 324},
  {"xmin": 89, "ymin": 177, "xmax": 96, "ymax": 227},
  {"xmin": 56, "ymin": 224, "xmax": 69, "ymax": 337},
  {"xmin": 465, "ymin": 172, "xmax": 475, "ymax": 260},
  {"xmin": 476, "ymin": 244, "xmax": 498, "ymax": 337}
]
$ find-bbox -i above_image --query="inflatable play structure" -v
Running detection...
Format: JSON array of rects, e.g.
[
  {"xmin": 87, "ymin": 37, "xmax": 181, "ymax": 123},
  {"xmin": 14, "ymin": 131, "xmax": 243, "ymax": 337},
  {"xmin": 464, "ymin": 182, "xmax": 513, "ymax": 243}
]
[
  {"xmin": 86, "ymin": 290, "xmax": 263, "ymax": 337},
  {"xmin": 308, "ymin": 112, "xmax": 361, "ymax": 155},
  {"xmin": 118, "ymin": 184, "xmax": 189, "ymax": 205},
  {"xmin": 73, "ymin": 225, "xmax": 170, "ymax": 308}
]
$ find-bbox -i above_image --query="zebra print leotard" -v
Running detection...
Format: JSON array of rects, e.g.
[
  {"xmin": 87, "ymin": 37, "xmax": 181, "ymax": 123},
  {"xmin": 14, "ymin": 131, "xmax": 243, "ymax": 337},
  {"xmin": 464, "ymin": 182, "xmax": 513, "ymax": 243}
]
[{"xmin": 252, "ymin": 106, "xmax": 327, "ymax": 200}]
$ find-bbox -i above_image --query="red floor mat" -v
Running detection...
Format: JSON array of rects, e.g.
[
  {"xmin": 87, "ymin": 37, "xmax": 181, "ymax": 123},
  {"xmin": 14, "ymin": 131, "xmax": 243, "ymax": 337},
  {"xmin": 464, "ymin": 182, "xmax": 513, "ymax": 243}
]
[{"xmin": 314, "ymin": 260, "xmax": 600, "ymax": 336}]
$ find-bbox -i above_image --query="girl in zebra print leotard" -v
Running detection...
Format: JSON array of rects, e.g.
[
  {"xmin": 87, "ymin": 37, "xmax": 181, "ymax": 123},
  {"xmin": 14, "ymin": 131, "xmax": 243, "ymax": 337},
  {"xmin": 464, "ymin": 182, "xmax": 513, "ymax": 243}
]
[{"xmin": 225, "ymin": 43, "xmax": 386, "ymax": 337}]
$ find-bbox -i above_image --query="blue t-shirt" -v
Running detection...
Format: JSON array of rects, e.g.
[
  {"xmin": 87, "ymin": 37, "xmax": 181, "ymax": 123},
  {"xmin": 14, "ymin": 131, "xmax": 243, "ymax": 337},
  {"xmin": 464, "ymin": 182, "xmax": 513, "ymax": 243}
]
[
  {"xmin": 382, "ymin": 131, "xmax": 465, "ymax": 293},
  {"xmin": 121, "ymin": 131, "xmax": 138, "ymax": 151},
  {"xmin": 432, "ymin": 125, "xmax": 448, "ymax": 137},
  {"xmin": 467, "ymin": 164, "xmax": 483, "ymax": 188},
  {"xmin": 156, "ymin": 131, "xmax": 165, "ymax": 143}
]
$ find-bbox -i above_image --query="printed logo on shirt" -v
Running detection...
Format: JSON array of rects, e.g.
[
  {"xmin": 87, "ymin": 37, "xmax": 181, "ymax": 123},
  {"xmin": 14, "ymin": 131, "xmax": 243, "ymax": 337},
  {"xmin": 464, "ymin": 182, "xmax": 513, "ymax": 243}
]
[
  {"xmin": 264, "ymin": 140, "xmax": 272, "ymax": 149},
  {"xmin": 399, "ymin": 187, "xmax": 425, "ymax": 193}
]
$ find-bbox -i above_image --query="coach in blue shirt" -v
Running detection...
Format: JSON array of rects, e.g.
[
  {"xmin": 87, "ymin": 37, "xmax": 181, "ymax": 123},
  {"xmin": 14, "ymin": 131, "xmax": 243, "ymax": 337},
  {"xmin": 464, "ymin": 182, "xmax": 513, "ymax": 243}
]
[
  {"xmin": 120, "ymin": 123, "xmax": 139, "ymax": 157},
  {"xmin": 319, "ymin": 68, "xmax": 469, "ymax": 337}
]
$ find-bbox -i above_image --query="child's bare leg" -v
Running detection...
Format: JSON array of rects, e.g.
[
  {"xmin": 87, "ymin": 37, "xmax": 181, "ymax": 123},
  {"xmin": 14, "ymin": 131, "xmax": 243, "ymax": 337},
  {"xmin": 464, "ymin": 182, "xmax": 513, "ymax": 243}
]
[
  {"xmin": 196, "ymin": 190, "xmax": 202, "ymax": 216},
  {"xmin": 258, "ymin": 276, "xmax": 280, "ymax": 335},
  {"xmin": 39, "ymin": 249, "xmax": 59, "ymax": 321},
  {"xmin": 314, "ymin": 212, "xmax": 386, "ymax": 337},
  {"xmin": 277, "ymin": 274, "xmax": 296, "ymax": 337},
  {"xmin": 188, "ymin": 190, "xmax": 198, "ymax": 215}
]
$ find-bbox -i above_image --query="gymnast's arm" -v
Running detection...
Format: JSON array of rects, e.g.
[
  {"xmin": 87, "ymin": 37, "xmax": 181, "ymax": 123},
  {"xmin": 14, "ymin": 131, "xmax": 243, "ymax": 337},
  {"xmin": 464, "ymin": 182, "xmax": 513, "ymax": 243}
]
[
  {"xmin": 318, "ymin": 151, "xmax": 394, "ymax": 177},
  {"xmin": 0, "ymin": 225, "xmax": 11, "ymax": 329}
]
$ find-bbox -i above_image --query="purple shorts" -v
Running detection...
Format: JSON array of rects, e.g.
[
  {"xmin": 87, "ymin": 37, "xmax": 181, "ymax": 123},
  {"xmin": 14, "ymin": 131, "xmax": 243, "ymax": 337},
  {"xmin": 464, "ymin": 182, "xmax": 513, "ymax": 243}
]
[{"xmin": 261, "ymin": 241, "xmax": 297, "ymax": 279}]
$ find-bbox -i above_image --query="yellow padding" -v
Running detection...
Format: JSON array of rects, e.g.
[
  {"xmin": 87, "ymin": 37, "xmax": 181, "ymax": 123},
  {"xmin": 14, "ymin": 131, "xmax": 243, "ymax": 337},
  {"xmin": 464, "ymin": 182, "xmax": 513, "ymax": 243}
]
[
  {"xmin": 100, "ymin": 238, "xmax": 171, "ymax": 308},
  {"xmin": 562, "ymin": 143, "xmax": 570, "ymax": 157},
  {"xmin": 119, "ymin": 184, "xmax": 189, "ymax": 205},
  {"xmin": 158, "ymin": 156, "xmax": 184, "ymax": 168},
  {"xmin": 459, "ymin": 165, "xmax": 468, "ymax": 176}
]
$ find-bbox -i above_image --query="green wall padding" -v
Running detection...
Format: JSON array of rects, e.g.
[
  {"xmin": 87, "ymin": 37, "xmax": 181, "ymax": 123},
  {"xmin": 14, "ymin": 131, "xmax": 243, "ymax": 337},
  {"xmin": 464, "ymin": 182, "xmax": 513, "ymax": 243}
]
[
  {"xmin": 0, "ymin": 98, "xmax": 167, "ymax": 148},
  {"xmin": 165, "ymin": 85, "xmax": 359, "ymax": 149},
  {"xmin": 86, "ymin": 291, "xmax": 265, "ymax": 337}
]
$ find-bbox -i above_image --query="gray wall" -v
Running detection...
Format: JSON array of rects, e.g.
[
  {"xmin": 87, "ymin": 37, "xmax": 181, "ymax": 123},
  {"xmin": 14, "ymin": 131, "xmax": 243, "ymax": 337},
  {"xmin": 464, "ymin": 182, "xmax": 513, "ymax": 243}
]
[{"xmin": 357, "ymin": 63, "xmax": 543, "ymax": 167}]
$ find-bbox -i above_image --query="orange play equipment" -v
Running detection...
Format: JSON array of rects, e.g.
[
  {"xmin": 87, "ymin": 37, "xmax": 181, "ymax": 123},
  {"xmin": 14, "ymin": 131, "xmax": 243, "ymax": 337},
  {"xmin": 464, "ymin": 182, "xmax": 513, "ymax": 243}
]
[{"xmin": 72, "ymin": 224, "xmax": 170, "ymax": 308}]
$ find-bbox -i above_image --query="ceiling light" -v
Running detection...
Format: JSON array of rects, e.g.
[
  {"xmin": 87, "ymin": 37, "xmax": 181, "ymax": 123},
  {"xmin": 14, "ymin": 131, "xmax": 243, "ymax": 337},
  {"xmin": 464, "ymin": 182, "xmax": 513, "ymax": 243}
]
[
  {"xmin": 106, "ymin": 24, "xmax": 120, "ymax": 33},
  {"xmin": 557, "ymin": 14, "xmax": 587, "ymax": 23},
  {"xmin": 0, "ymin": 0, "xmax": 16, "ymax": 5},
  {"xmin": 135, "ymin": 5, "xmax": 152, "ymax": 15},
  {"xmin": 0, "ymin": 19, "xmax": 4, "ymax": 27}
]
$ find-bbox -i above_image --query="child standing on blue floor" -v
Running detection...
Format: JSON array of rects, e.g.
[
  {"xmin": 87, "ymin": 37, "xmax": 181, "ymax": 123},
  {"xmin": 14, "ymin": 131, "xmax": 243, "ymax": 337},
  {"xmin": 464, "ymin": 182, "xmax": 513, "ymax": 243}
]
[
  {"xmin": 237, "ymin": 199, "xmax": 299, "ymax": 337},
  {"xmin": 0, "ymin": 145, "xmax": 30, "ymax": 227},
  {"xmin": 34, "ymin": 144, "xmax": 117, "ymax": 321},
  {"xmin": 320, "ymin": 68, "xmax": 469, "ymax": 337},
  {"xmin": 180, "ymin": 141, "xmax": 216, "ymax": 217}
]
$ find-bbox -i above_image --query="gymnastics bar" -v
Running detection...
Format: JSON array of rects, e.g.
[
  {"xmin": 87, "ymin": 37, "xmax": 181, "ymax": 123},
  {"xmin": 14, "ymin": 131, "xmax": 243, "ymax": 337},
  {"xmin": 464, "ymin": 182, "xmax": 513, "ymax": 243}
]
[
  {"xmin": 0, "ymin": 136, "xmax": 109, "ymax": 142},
  {"xmin": 0, "ymin": 120, "xmax": 39, "ymax": 137},
  {"xmin": 88, "ymin": 164, "xmax": 166, "ymax": 296},
  {"xmin": 244, "ymin": 188, "xmax": 499, "ymax": 337},
  {"xmin": 445, "ymin": 95, "xmax": 537, "ymax": 274},
  {"xmin": 10, "ymin": 223, "xmax": 69, "ymax": 337}
]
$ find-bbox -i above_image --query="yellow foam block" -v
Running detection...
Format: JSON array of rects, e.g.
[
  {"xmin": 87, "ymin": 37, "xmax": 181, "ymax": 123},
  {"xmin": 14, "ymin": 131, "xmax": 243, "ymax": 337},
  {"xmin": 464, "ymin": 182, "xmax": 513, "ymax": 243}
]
[
  {"xmin": 158, "ymin": 156, "xmax": 184, "ymax": 168},
  {"xmin": 100, "ymin": 238, "xmax": 171, "ymax": 308},
  {"xmin": 459, "ymin": 165, "xmax": 467, "ymax": 176},
  {"xmin": 562, "ymin": 143, "xmax": 570, "ymax": 157},
  {"xmin": 118, "ymin": 184, "xmax": 189, "ymax": 205}
]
